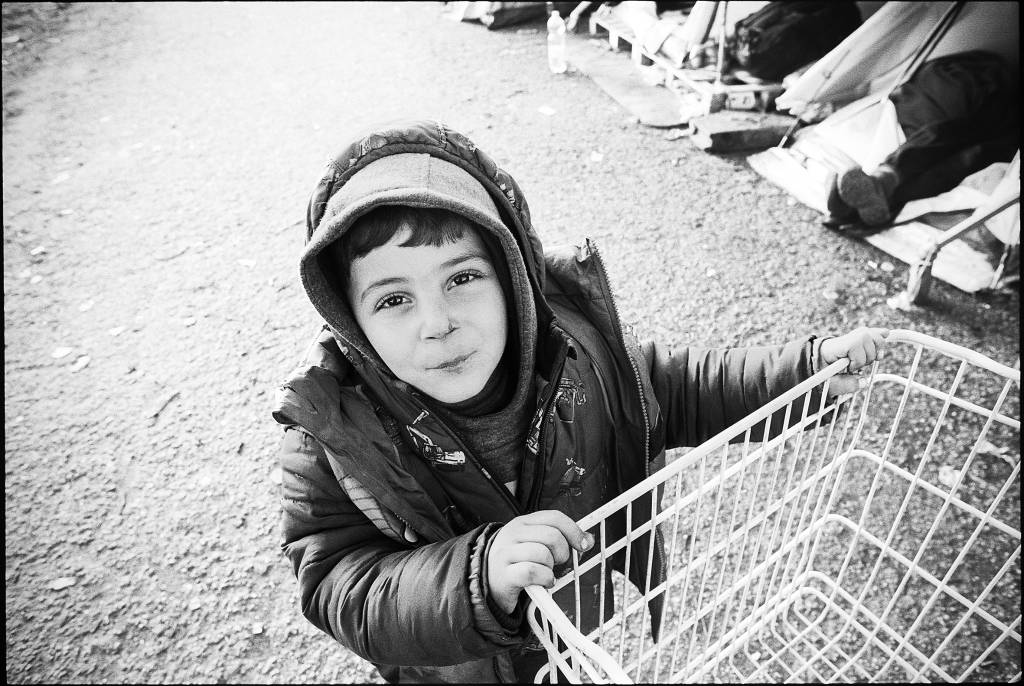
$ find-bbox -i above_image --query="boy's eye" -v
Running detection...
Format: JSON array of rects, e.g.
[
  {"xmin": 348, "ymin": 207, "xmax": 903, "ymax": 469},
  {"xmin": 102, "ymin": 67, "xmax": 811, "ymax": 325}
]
[
  {"xmin": 374, "ymin": 294, "xmax": 409, "ymax": 311},
  {"xmin": 449, "ymin": 270, "xmax": 483, "ymax": 288}
]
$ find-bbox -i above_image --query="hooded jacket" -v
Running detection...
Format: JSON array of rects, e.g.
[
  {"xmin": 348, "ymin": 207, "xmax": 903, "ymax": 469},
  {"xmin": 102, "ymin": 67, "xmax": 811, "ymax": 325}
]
[{"xmin": 273, "ymin": 120, "xmax": 824, "ymax": 683}]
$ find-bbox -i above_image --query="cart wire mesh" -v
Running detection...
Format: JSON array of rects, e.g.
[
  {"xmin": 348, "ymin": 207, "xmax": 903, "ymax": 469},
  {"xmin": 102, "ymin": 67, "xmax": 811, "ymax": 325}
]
[{"xmin": 526, "ymin": 330, "xmax": 1021, "ymax": 683}]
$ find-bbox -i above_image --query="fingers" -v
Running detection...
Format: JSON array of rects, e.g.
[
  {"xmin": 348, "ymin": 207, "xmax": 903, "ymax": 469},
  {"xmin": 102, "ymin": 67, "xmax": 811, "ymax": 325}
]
[
  {"xmin": 505, "ymin": 561, "xmax": 555, "ymax": 590},
  {"xmin": 491, "ymin": 541, "xmax": 555, "ymax": 570},
  {"xmin": 846, "ymin": 335, "xmax": 874, "ymax": 372},
  {"xmin": 825, "ymin": 374, "xmax": 862, "ymax": 397},
  {"xmin": 509, "ymin": 524, "xmax": 571, "ymax": 564},
  {"xmin": 847, "ymin": 327, "xmax": 889, "ymax": 372},
  {"xmin": 487, "ymin": 510, "xmax": 594, "ymax": 612},
  {"xmin": 514, "ymin": 510, "xmax": 593, "ymax": 554},
  {"xmin": 820, "ymin": 326, "xmax": 891, "ymax": 369}
]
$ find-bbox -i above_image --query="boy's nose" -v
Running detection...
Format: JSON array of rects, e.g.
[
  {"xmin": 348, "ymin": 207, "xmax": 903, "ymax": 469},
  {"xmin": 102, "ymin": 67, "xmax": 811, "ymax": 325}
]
[{"xmin": 420, "ymin": 298, "xmax": 456, "ymax": 340}]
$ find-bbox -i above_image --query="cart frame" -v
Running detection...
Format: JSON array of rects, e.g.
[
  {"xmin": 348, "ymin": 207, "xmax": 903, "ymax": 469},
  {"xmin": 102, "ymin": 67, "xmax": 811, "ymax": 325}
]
[{"xmin": 526, "ymin": 330, "xmax": 1021, "ymax": 683}]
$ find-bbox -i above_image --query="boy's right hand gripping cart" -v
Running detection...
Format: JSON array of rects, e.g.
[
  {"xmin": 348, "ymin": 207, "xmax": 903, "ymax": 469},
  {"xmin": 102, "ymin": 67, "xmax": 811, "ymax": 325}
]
[{"xmin": 526, "ymin": 330, "xmax": 1021, "ymax": 683}]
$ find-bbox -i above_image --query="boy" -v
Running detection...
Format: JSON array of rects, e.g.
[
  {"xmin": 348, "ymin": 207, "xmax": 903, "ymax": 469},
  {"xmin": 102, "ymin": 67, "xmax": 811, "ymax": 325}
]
[{"xmin": 273, "ymin": 120, "xmax": 886, "ymax": 683}]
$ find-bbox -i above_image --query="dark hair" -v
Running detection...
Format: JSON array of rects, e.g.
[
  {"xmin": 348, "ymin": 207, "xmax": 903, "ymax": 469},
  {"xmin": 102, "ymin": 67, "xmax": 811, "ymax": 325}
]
[{"xmin": 325, "ymin": 205, "xmax": 473, "ymax": 295}]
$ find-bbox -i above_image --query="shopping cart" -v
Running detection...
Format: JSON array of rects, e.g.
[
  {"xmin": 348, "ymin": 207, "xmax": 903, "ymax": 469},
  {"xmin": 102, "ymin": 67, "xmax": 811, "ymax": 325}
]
[{"xmin": 526, "ymin": 330, "xmax": 1021, "ymax": 683}]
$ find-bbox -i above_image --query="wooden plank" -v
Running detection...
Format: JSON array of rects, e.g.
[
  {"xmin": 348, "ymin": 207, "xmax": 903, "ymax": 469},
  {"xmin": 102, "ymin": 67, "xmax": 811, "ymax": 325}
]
[
  {"xmin": 689, "ymin": 111, "xmax": 796, "ymax": 153},
  {"xmin": 566, "ymin": 32, "xmax": 685, "ymax": 128}
]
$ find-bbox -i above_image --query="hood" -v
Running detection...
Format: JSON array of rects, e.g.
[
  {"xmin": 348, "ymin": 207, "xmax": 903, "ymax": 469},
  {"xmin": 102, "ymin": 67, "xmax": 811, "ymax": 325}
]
[{"xmin": 299, "ymin": 119, "xmax": 553, "ymax": 396}]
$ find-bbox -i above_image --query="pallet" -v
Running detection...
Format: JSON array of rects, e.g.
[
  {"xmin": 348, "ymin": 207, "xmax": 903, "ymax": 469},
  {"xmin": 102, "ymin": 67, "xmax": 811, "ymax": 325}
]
[{"xmin": 588, "ymin": 10, "xmax": 784, "ymax": 116}]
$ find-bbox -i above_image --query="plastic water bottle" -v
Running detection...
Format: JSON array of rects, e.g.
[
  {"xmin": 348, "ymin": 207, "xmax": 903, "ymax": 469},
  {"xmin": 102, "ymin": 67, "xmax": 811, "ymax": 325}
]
[{"xmin": 547, "ymin": 10, "xmax": 567, "ymax": 74}]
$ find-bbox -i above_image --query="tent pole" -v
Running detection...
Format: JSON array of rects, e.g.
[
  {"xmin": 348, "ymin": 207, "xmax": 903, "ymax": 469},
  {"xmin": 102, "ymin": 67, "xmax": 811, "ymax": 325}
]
[
  {"xmin": 715, "ymin": 1, "xmax": 727, "ymax": 86},
  {"xmin": 778, "ymin": 43, "xmax": 854, "ymax": 148},
  {"xmin": 902, "ymin": 189, "xmax": 1019, "ymax": 305},
  {"xmin": 883, "ymin": 0, "xmax": 964, "ymax": 99}
]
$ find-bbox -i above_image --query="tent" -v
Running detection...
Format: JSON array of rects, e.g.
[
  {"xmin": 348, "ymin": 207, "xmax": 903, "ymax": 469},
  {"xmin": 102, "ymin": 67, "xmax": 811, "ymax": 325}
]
[{"xmin": 749, "ymin": 1, "xmax": 1020, "ymax": 303}]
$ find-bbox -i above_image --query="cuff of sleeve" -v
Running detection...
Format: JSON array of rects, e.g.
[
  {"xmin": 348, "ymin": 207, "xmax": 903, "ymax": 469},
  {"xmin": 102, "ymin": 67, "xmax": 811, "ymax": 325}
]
[
  {"xmin": 469, "ymin": 524, "xmax": 528, "ymax": 647},
  {"xmin": 809, "ymin": 335, "xmax": 830, "ymax": 376}
]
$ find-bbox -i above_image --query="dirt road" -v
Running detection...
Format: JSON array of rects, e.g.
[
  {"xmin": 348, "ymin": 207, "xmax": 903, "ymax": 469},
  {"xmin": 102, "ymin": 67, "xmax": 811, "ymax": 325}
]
[{"xmin": 3, "ymin": 3, "xmax": 1018, "ymax": 683}]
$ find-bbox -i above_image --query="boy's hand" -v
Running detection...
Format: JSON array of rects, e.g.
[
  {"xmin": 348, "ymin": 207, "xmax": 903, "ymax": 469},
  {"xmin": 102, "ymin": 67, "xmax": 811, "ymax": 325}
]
[
  {"xmin": 486, "ymin": 510, "xmax": 593, "ymax": 615},
  {"xmin": 819, "ymin": 327, "xmax": 889, "ymax": 397}
]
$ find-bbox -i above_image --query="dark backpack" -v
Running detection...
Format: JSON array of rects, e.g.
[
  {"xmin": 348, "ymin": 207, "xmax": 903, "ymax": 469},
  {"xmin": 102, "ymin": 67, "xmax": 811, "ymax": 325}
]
[{"xmin": 734, "ymin": 1, "xmax": 862, "ymax": 81}]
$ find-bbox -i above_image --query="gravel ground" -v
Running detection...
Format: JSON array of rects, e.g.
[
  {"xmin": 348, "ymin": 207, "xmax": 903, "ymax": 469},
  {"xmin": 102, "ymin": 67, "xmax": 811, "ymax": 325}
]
[{"xmin": 3, "ymin": 2, "xmax": 1019, "ymax": 683}]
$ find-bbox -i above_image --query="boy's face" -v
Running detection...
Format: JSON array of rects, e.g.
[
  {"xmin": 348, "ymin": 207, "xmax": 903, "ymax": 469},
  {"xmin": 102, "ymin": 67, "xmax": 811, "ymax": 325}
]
[{"xmin": 346, "ymin": 224, "xmax": 508, "ymax": 404}]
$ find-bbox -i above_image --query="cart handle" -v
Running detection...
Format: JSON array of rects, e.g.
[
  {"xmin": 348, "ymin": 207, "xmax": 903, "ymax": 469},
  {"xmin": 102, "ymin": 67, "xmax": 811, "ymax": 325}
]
[{"xmin": 885, "ymin": 330, "xmax": 1020, "ymax": 383}]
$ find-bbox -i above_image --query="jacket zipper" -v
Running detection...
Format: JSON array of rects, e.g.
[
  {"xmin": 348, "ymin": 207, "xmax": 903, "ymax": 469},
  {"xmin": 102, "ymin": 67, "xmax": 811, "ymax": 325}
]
[
  {"xmin": 587, "ymin": 239, "xmax": 665, "ymax": 618},
  {"xmin": 587, "ymin": 240, "xmax": 651, "ymax": 469}
]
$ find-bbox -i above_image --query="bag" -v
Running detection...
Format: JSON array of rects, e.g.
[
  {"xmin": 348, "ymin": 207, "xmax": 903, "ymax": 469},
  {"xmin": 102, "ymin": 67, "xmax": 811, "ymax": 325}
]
[{"xmin": 734, "ymin": 1, "xmax": 861, "ymax": 82}]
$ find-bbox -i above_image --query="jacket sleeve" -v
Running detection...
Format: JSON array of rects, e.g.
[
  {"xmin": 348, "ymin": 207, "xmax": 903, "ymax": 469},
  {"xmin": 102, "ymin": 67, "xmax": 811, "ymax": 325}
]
[
  {"xmin": 642, "ymin": 335, "xmax": 825, "ymax": 450},
  {"xmin": 278, "ymin": 427, "xmax": 528, "ymax": 666}
]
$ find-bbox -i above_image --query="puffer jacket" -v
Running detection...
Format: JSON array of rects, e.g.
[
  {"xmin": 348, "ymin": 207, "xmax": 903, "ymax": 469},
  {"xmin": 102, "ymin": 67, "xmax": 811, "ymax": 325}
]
[{"xmin": 273, "ymin": 121, "xmax": 823, "ymax": 682}]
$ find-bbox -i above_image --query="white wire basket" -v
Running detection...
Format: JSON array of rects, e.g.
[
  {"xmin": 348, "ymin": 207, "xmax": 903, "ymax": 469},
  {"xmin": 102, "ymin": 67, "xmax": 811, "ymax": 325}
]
[{"xmin": 526, "ymin": 330, "xmax": 1021, "ymax": 683}]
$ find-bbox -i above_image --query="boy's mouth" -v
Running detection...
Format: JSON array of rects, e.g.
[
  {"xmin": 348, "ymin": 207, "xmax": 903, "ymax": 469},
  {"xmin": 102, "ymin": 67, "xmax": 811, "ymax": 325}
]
[{"xmin": 429, "ymin": 352, "xmax": 475, "ymax": 371}]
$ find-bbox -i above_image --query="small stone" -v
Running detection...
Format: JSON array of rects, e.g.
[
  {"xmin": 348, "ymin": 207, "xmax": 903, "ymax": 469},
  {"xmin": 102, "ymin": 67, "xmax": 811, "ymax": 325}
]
[
  {"xmin": 822, "ymin": 289, "xmax": 840, "ymax": 301},
  {"xmin": 537, "ymin": 105, "xmax": 556, "ymax": 116},
  {"xmin": 589, "ymin": 151, "xmax": 604, "ymax": 163},
  {"xmin": 2, "ymin": 34, "xmax": 21, "ymax": 44},
  {"xmin": 51, "ymin": 346, "xmax": 74, "ymax": 359},
  {"xmin": 78, "ymin": 300, "xmax": 95, "ymax": 312},
  {"xmin": 880, "ymin": 261, "xmax": 895, "ymax": 273},
  {"xmin": 48, "ymin": 577, "xmax": 77, "ymax": 591},
  {"xmin": 70, "ymin": 356, "xmax": 91, "ymax": 372},
  {"xmin": 867, "ymin": 260, "xmax": 878, "ymax": 269},
  {"xmin": 58, "ymin": 209, "xmax": 74, "ymax": 216},
  {"xmin": 268, "ymin": 467, "xmax": 283, "ymax": 485},
  {"xmin": 30, "ymin": 275, "xmax": 43, "ymax": 284},
  {"xmin": 183, "ymin": 317, "xmax": 197, "ymax": 327},
  {"xmin": 251, "ymin": 623, "xmax": 264, "ymax": 635},
  {"xmin": 977, "ymin": 440, "xmax": 1007, "ymax": 455},
  {"xmin": 30, "ymin": 245, "xmax": 47, "ymax": 256},
  {"xmin": 705, "ymin": 268, "xmax": 718, "ymax": 277},
  {"xmin": 938, "ymin": 465, "xmax": 960, "ymax": 489},
  {"xmin": 108, "ymin": 326, "xmax": 126, "ymax": 337}
]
